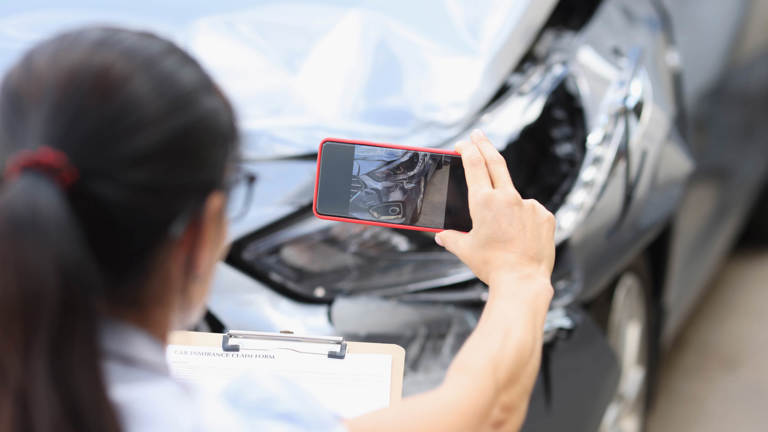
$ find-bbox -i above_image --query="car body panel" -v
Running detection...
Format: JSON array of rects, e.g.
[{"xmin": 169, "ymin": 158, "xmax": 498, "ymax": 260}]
[
  {"xmin": 552, "ymin": 0, "xmax": 694, "ymax": 308},
  {"xmin": 660, "ymin": 0, "xmax": 749, "ymax": 108},
  {"xmin": 661, "ymin": 52, "xmax": 768, "ymax": 342}
]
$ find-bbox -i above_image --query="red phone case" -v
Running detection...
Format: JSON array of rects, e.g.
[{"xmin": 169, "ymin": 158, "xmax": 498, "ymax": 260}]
[{"xmin": 313, "ymin": 137, "xmax": 461, "ymax": 233}]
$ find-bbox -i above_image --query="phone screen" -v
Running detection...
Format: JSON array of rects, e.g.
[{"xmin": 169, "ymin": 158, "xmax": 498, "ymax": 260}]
[{"xmin": 315, "ymin": 141, "xmax": 472, "ymax": 231}]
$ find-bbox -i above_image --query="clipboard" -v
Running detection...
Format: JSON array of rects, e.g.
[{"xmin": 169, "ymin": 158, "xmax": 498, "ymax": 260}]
[{"xmin": 168, "ymin": 330, "xmax": 405, "ymax": 413}]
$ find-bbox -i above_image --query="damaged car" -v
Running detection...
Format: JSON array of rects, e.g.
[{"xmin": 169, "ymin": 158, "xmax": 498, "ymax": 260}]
[{"xmin": 3, "ymin": 0, "xmax": 768, "ymax": 430}]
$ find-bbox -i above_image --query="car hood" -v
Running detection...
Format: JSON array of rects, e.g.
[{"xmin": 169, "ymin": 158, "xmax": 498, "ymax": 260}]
[{"xmin": 0, "ymin": 0, "xmax": 556, "ymax": 157}]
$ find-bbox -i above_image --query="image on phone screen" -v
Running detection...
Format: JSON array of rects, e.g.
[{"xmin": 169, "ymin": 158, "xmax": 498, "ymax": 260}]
[{"xmin": 315, "ymin": 141, "xmax": 472, "ymax": 231}]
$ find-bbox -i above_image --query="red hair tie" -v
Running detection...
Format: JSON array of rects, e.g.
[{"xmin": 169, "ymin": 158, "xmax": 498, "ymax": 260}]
[{"xmin": 4, "ymin": 146, "xmax": 79, "ymax": 189}]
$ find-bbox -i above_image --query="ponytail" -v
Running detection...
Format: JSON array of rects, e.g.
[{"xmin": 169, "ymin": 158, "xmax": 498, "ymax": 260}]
[
  {"xmin": 0, "ymin": 27, "xmax": 237, "ymax": 431},
  {"xmin": 0, "ymin": 174, "xmax": 120, "ymax": 432}
]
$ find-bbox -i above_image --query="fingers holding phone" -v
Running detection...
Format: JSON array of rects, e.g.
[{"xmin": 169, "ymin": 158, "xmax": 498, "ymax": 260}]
[
  {"xmin": 435, "ymin": 130, "xmax": 556, "ymax": 289},
  {"xmin": 466, "ymin": 129, "xmax": 515, "ymax": 190}
]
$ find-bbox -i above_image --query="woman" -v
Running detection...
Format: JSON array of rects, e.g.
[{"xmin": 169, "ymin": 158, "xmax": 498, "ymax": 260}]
[{"xmin": 0, "ymin": 28, "xmax": 554, "ymax": 431}]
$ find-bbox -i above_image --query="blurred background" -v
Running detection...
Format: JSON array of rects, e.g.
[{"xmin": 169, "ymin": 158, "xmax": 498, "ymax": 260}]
[{"xmin": 1, "ymin": 1, "xmax": 767, "ymax": 431}]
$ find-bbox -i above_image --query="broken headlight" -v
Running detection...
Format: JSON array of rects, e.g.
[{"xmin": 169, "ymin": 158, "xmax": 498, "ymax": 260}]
[
  {"xmin": 503, "ymin": 80, "xmax": 586, "ymax": 212},
  {"xmin": 227, "ymin": 214, "xmax": 473, "ymax": 302},
  {"xmin": 366, "ymin": 152, "xmax": 426, "ymax": 182},
  {"xmin": 481, "ymin": 51, "xmax": 646, "ymax": 245}
]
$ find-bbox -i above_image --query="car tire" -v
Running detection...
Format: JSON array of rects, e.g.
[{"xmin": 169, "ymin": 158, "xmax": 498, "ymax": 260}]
[{"xmin": 596, "ymin": 258, "xmax": 656, "ymax": 432}]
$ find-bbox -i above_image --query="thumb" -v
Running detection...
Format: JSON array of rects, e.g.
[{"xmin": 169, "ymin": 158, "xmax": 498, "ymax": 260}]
[{"xmin": 435, "ymin": 230, "xmax": 465, "ymax": 254}]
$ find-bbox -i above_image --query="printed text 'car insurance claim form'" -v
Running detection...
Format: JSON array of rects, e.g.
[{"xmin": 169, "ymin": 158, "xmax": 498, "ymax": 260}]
[{"xmin": 166, "ymin": 338, "xmax": 393, "ymax": 418}]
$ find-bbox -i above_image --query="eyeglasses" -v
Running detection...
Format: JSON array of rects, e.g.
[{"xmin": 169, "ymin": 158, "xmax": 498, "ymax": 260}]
[{"xmin": 224, "ymin": 165, "xmax": 258, "ymax": 222}]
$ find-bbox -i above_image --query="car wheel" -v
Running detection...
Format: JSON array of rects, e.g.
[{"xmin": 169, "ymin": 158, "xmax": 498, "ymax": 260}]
[{"xmin": 598, "ymin": 260, "xmax": 654, "ymax": 432}]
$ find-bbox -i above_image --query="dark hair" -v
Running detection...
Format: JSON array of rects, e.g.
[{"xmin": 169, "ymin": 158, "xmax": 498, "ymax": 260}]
[{"xmin": 0, "ymin": 27, "xmax": 237, "ymax": 431}]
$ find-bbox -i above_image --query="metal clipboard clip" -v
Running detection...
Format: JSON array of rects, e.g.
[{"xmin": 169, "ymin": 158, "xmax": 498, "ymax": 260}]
[{"xmin": 221, "ymin": 330, "xmax": 348, "ymax": 359}]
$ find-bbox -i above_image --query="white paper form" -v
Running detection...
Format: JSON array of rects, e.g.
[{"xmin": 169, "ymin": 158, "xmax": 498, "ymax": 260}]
[{"xmin": 166, "ymin": 340, "xmax": 392, "ymax": 419}]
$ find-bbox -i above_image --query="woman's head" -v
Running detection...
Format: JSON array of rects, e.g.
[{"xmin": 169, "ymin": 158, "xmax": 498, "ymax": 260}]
[{"xmin": 0, "ymin": 27, "xmax": 238, "ymax": 431}]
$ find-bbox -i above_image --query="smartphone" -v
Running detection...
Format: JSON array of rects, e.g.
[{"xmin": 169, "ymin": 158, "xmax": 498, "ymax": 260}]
[{"xmin": 313, "ymin": 138, "xmax": 472, "ymax": 232}]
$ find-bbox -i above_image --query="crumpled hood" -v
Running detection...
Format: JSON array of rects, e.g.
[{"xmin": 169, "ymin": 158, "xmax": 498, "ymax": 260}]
[
  {"xmin": 190, "ymin": 0, "xmax": 557, "ymax": 156},
  {"xmin": 0, "ymin": 0, "xmax": 556, "ymax": 158}
]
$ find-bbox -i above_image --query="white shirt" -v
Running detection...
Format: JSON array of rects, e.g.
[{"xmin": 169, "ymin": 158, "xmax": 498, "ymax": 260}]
[{"xmin": 100, "ymin": 319, "xmax": 347, "ymax": 432}]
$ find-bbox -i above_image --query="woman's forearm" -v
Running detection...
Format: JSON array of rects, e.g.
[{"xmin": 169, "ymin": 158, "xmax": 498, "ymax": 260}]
[
  {"xmin": 442, "ymin": 273, "xmax": 552, "ymax": 431},
  {"xmin": 346, "ymin": 274, "xmax": 552, "ymax": 432}
]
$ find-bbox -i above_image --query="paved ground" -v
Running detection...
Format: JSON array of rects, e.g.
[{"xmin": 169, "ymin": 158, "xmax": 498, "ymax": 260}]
[{"xmin": 648, "ymin": 248, "xmax": 768, "ymax": 431}]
